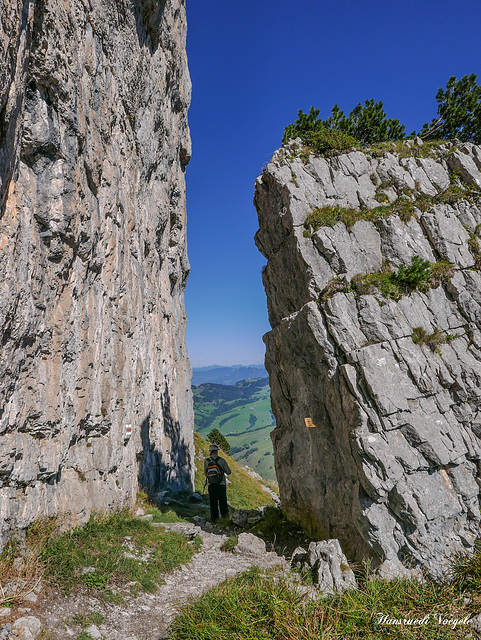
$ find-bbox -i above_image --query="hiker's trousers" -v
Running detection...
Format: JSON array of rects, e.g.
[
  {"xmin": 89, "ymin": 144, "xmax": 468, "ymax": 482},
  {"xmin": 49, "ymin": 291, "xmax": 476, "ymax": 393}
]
[{"xmin": 208, "ymin": 484, "xmax": 228, "ymax": 521}]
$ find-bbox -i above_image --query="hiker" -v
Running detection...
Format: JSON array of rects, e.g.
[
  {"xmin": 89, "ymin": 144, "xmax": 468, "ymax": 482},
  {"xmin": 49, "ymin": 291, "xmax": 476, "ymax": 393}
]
[{"xmin": 204, "ymin": 443, "xmax": 231, "ymax": 522}]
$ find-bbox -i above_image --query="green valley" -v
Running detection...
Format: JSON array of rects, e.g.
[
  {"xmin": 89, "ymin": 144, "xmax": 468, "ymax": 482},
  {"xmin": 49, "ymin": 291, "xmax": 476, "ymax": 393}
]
[{"xmin": 192, "ymin": 377, "xmax": 277, "ymax": 482}]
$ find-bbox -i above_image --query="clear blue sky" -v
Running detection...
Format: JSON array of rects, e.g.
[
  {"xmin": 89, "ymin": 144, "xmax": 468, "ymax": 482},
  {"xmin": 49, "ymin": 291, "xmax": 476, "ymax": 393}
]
[{"xmin": 184, "ymin": 0, "xmax": 481, "ymax": 368}]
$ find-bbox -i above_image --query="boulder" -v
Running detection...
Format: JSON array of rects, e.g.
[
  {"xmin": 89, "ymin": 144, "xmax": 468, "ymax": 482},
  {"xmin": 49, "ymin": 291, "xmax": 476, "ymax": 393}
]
[
  {"xmin": 234, "ymin": 533, "xmax": 266, "ymax": 557},
  {"xmin": 309, "ymin": 540, "xmax": 357, "ymax": 595},
  {"xmin": 11, "ymin": 616, "xmax": 42, "ymax": 639},
  {"xmin": 230, "ymin": 509, "xmax": 263, "ymax": 528}
]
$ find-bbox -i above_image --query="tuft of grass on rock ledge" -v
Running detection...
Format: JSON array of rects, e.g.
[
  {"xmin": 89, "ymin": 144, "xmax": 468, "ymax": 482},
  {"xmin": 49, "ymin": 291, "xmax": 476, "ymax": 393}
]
[
  {"xmin": 169, "ymin": 548, "xmax": 481, "ymax": 640},
  {"xmin": 303, "ymin": 171, "xmax": 481, "ymax": 237},
  {"xmin": 320, "ymin": 257, "xmax": 454, "ymax": 303},
  {"xmin": 412, "ymin": 327, "xmax": 458, "ymax": 354}
]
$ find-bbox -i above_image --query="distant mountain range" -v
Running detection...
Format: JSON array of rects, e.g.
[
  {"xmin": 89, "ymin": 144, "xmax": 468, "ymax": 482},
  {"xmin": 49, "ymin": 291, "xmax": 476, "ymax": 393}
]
[{"xmin": 192, "ymin": 364, "xmax": 267, "ymax": 386}]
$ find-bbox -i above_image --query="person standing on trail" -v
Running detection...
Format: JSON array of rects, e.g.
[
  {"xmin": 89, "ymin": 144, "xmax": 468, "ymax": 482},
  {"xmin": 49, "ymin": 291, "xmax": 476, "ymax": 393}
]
[{"xmin": 204, "ymin": 443, "xmax": 231, "ymax": 523}]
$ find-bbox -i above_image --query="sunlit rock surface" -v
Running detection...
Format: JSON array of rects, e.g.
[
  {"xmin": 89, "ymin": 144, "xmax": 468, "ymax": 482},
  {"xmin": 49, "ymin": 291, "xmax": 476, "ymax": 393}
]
[
  {"xmin": 255, "ymin": 139, "xmax": 481, "ymax": 579},
  {"xmin": 0, "ymin": 0, "xmax": 194, "ymax": 545}
]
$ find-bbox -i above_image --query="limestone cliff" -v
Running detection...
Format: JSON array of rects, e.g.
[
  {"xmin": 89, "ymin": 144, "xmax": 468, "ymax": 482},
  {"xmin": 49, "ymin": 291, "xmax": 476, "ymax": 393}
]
[
  {"xmin": 255, "ymin": 139, "xmax": 481, "ymax": 579},
  {"xmin": 0, "ymin": 0, "xmax": 193, "ymax": 545}
]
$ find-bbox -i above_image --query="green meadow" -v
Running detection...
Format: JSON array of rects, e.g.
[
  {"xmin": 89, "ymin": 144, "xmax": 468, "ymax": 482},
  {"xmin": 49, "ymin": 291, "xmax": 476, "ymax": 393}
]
[{"xmin": 192, "ymin": 378, "xmax": 276, "ymax": 482}]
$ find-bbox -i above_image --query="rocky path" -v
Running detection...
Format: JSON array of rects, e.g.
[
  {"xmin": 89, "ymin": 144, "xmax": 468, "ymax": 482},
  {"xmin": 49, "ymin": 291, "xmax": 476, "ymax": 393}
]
[{"xmin": 2, "ymin": 523, "xmax": 286, "ymax": 640}]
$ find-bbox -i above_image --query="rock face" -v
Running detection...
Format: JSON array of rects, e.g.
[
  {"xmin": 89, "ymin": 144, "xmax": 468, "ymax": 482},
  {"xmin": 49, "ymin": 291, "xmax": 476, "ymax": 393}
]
[
  {"xmin": 255, "ymin": 139, "xmax": 481, "ymax": 579},
  {"xmin": 0, "ymin": 0, "xmax": 193, "ymax": 545}
]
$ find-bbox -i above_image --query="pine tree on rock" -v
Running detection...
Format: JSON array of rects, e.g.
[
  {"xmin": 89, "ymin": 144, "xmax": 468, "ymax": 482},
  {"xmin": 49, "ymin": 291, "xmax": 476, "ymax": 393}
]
[{"xmin": 420, "ymin": 74, "xmax": 481, "ymax": 143}]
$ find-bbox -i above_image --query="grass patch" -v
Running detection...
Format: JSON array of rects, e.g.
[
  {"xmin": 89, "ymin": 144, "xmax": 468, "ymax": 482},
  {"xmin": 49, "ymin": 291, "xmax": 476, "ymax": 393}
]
[
  {"xmin": 0, "ymin": 520, "xmax": 56, "ymax": 607},
  {"xmin": 437, "ymin": 171, "xmax": 481, "ymax": 205},
  {"xmin": 429, "ymin": 260, "xmax": 455, "ymax": 286},
  {"xmin": 303, "ymin": 197, "xmax": 417, "ymax": 235},
  {"xmin": 221, "ymin": 535, "xmax": 238, "ymax": 553},
  {"xmin": 319, "ymin": 277, "xmax": 351, "ymax": 300},
  {"xmin": 147, "ymin": 508, "xmax": 187, "ymax": 524},
  {"xmin": 170, "ymin": 554, "xmax": 481, "ymax": 640},
  {"xmin": 137, "ymin": 487, "xmax": 211, "ymax": 523},
  {"xmin": 286, "ymin": 129, "xmax": 360, "ymax": 159},
  {"xmin": 304, "ymin": 171, "xmax": 481, "ymax": 237},
  {"xmin": 351, "ymin": 265, "xmax": 403, "ymax": 299},
  {"xmin": 321, "ymin": 257, "xmax": 448, "ymax": 302},
  {"xmin": 72, "ymin": 611, "xmax": 105, "ymax": 628},
  {"xmin": 412, "ymin": 327, "xmax": 458, "ymax": 354},
  {"xmin": 451, "ymin": 542, "xmax": 481, "ymax": 599},
  {"xmin": 40, "ymin": 510, "xmax": 195, "ymax": 595},
  {"xmin": 369, "ymin": 138, "xmax": 448, "ymax": 159}
]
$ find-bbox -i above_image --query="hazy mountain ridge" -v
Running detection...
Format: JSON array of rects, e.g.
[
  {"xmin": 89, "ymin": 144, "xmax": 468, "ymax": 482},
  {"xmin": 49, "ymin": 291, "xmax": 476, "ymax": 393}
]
[{"xmin": 192, "ymin": 364, "xmax": 267, "ymax": 386}]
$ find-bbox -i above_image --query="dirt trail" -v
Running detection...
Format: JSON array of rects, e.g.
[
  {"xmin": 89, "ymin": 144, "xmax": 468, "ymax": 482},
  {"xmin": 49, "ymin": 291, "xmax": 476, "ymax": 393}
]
[{"xmin": 7, "ymin": 523, "xmax": 286, "ymax": 640}]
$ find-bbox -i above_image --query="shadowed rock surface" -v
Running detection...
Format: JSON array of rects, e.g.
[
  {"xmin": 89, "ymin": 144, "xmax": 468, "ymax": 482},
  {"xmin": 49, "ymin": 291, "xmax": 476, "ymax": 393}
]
[
  {"xmin": 255, "ymin": 139, "xmax": 481, "ymax": 579},
  {"xmin": 0, "ymin": 0, "xmax": 193, "ymax": 545}
]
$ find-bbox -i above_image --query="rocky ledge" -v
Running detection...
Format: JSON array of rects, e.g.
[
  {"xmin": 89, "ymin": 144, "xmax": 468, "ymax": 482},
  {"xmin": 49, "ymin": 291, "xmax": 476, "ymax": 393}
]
[{"xmin": 255, "ymin": 139, "xmax": 481, "ymax": 579}]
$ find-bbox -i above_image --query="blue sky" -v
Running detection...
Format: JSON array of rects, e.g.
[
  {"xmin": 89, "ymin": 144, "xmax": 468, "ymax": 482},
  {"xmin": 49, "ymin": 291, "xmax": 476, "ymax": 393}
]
[{"xmin": 184, "ymin": 0, "xmax": 481, "ymax": 368}]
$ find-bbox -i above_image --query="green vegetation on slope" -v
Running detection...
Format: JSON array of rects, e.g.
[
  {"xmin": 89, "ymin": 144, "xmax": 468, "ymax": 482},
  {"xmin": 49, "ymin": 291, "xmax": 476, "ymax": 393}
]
[
  {"xmin": 170, "ymin": 552, "xmax": 481, "ymax": 640},
  {"xmin": 193, "ymin": 378, "xmax": 276, "ymax": 482},
  {"xmin": 193, "ymin": 432, "xmax": 275, "ymax": 511},
  {"xmin": 37, "ymin": 510, "xmax": 196, "ymax": 596},
  {"xmin": 0, "ymin": 508, "xmax": 199, "ymax": 609}
]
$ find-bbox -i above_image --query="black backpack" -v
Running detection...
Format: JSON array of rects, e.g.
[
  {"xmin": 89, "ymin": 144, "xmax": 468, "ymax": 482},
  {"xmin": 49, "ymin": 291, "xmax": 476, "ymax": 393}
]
[{"xmin": 205, "ymin": 456, "xmax": 225, "ymax": 485}]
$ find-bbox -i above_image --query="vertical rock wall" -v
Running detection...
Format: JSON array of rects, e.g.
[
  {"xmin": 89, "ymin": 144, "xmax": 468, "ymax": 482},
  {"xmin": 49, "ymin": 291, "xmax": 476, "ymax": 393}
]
[
  {"xmin": 0, "ymin": 0, "xmax": 194, "ymax": 545},
  {"xmin": 255, "ymin": 140, "xmax": 481, "ymax": 579}
]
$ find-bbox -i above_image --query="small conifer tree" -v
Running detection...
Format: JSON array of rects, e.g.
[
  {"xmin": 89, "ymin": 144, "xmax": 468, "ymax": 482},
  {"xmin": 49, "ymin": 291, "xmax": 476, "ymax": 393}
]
[
  {"xmin": 206, "ymin": 428, "xmax": 231, "ymax": 454},
  {"xmin": 283, "ymin": 101, "xmax": 407, "ymax": 151},
  {"xmin": 420, "ymin": 74, "xmax": 481, "ymax": 143}
]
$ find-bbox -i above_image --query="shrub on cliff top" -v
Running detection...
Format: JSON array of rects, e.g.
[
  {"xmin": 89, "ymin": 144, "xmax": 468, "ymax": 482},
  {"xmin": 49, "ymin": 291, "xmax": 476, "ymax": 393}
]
[
  {"xmin": 420, "ymin": 74, "xmax": 481, "ymax": 143},
  {"xmin": 284, "ymin": 74, "xmax": 480, "ymax": 154},
  {"xmin": 303, "ymin": 196, "xmax": 416, "ymax": 235},
  {"xmin": 283, "ymin": 100, "xmax": 407, "ymax": 151},
  {"xmin": 283, "ymin": 109, "xmax": 359, "ymax": 155}
]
